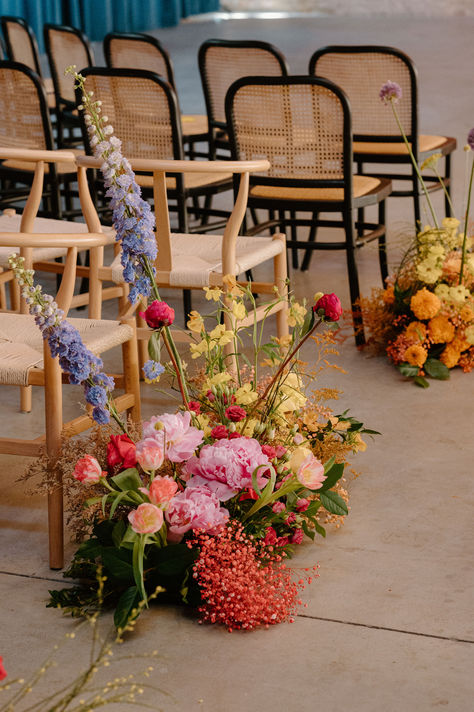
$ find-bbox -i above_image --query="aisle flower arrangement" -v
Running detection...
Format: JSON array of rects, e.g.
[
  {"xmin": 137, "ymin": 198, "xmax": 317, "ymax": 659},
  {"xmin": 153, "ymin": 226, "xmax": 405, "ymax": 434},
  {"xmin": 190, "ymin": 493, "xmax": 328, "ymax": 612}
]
[
  {"xmin": 10, "ymin": 68, "xmax": 376, "ymax": 632},
  {"xmin": 359, "ymin": 82, "xmax": 474, "ymax": 387}
]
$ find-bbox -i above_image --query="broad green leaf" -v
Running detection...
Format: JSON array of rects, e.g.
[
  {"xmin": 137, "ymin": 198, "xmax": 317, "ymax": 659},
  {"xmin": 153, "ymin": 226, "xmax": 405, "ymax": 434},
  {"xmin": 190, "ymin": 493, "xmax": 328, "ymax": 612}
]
[
  {"xmin": 313, "ymin": 520, "xmax": 326, "ymax": 538},
  {"xmin": 398, "ymin": 363, "xmax": 420, "ymax": 378},
  {"xmin": 414, "ymin": 375, "xmax": 430, "ymax": 388},
  {"xmin": 323, "ymin": 455, "xmax": 336, "ymax": 474},
  {"xmin": 320, "ymin": 462, "xmax": 345, "ymax": 492},
  {"xmin": 320, "ymin": 490, "xmax": 348, "ymax": 516},
  {"xmin": 154, "ymin": 544, "xmax": 197, "ymax": 576},
  {"xmin": 114, "ymin": 586, "xmax": 140, "ymax": 630},
  {"xmin": 101, "ymin": 547, "xmax": 134, "ymax": 582},
  {"xmin": 424, "ymin": 357, "xmax": 450, "ymax": 380},
  {"xmin": 121, "ymin": 524, "xmax": 139, "ymax": 545},
  {"xmin": 300, "ymin": 308, "xmax": 315, "ymax": 338},
  {"xmin": 112, "ymin": 468, "xmax": 142, "ymax": 492},
  {"xmin": 112, "ymin": 520, "xmax": 127, "ymax": 548},
  {"xmin": 302, "ymin": 521, "xmax": 315, "ymax": 541},
  {"xmin": 148, "ymin": 331, "xmax": 161, "ymax": 362},
  {"xmin": 109, "ymin": 490, "xmax": 132, "ymax": 519}
]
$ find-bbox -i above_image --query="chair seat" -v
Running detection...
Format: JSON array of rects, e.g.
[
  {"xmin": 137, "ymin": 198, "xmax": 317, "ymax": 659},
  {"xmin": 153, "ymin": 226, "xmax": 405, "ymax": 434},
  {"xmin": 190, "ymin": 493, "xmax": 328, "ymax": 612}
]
[
  {"xmin": 1, "ymin": 148, "xmax": 84, "ymax": 175},
  {"xmin": 136, "ymin": 171, "xmax": 232, "ymax": 191},
  {"xmin": 353, "ymin": 135, "xmax": 456, "ymax": 157},
  {"xmin": 181, "ymin": 114, "xmax": 208, "ymax": 139},
  {"xmin": 109, "ymin": 233, "xmax": 285, "ymax": 288},
  {"xmin": 0, "ymin": 213, "xmax": 115, "ymax": 267},
  {"xmin": 0, "ymin": 313, "xmax": 133, "ymax": 386},
  {"xmin": 249, "ymin": 175, "xmax": 383, "ymax": 203}
]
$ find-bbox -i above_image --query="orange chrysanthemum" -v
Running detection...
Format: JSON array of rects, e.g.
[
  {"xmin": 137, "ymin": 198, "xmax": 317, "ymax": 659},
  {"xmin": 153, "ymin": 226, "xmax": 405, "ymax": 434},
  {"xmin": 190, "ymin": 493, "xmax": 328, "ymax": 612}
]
[
  {"xmin": 405, "ymin": 321, "xmax": 427, "ymax": 342},
  {"xmin": 428, "ymin": 315, "xmax": 455, "ymax": 344},
  {"xmin": 459, "ymin": 304, "xmax": 474, "ymax": 323},
  {"xmin": 410, "ymin": 288, "xmax": 441, "ymax": 320},
  {"xmin": 440, "ymin": 344, "xmax": 461, "ymax": 368},
  {"xmin": 451, "ymin": 336, "xmax": 470, "ymax": 352},
  {"xmin": 404, "ymin": 344, "xmax": 428, "ymax": 368},
  {"xmin": 383, "ymin": 286, "xmax": 395, "ymax": 305}
]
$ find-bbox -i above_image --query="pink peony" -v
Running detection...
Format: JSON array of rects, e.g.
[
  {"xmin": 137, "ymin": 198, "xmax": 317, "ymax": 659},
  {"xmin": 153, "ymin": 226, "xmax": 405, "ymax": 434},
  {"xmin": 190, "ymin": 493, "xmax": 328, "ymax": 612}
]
[
  {"xmin": 210, "ymin": 425, "xmax": 228, "ymax": 440},
  {"xmin": 142, "ymin": 411, "xmax": 204, "ymax": 462},
  {"xmin": 313, "ymin": 293, "xmax": 342, "ymax": 322},
  {"xmin": 0, "ymin": 656, "xmax": 6, "ymax": 681},
  {"xmin": 225, "ymin": 405, "xmax": 246, "ymax": 422},
  {"xmin": 264, "ymin": 526, "xmax": 277, "ymax": 546},
  {"xmin": 291, "ymin": 529, "xmax": 304, "ymax": 545},
  {"xmin": 183, "ymin": 437, "xmax": 271, "ymax": 501},
  {"xmin": 128, "ymin": 503, "xmax": 164, "ymax": 534},
  {"xmin": 135, "ymin": 438, "xmax": 164, "ymax": 471},
  {"xmin": 295, "ymin": 498, "xmax": 310, "ymax": 512},
  {"xmin": 297, "ymin": 454, "xmax": 326, "ymax": 490},
  {"xmin": 139, "ymin": 300, "xmax": 174, "ymax": 328},
  {"xmin": 165, "ymin": 485, "xmax": 229, "ymax": 542},
  {"xmin": 140, "ymin": 475, "xmax": 178, "ymax": 506},
  {"xmin": 73, "ymin": 455, "xmax": 105, "ymax": 484},
  {"xmin": 272, "ymin": 501, "xmax": 286, "ymax": 514}
]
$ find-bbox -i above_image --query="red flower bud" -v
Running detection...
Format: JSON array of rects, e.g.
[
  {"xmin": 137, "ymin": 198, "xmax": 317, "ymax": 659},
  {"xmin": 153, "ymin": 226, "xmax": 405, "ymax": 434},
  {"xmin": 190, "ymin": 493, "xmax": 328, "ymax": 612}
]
[
  {"xmin": 188, "ymin": 400, "xmax": 201, "ymax": 414},
  {"xmin": 313, "ymin": 293, "xmax": 342, "ymax": 322},
  {"xmin": 140, "ymin": 300, "xmax": 175, "ymax": 329}
]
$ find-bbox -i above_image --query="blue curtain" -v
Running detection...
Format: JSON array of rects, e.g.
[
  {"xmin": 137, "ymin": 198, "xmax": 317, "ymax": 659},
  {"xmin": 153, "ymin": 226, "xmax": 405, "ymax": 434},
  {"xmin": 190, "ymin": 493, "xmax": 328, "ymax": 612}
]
[{"xmin": 0, "ymin": 0, "xmax": 220, "ymax": 48}]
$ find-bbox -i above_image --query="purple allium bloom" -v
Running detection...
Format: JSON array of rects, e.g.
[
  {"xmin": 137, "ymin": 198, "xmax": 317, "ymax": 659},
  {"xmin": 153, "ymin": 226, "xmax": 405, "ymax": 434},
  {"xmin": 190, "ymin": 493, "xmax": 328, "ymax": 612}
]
[
  {"xmin": 467, "ymin": 128, "xmax": 474, "ymax": 150},
  {"xmin": 379, "ymin": 80, "xmax": 402, "ymax": 104}
]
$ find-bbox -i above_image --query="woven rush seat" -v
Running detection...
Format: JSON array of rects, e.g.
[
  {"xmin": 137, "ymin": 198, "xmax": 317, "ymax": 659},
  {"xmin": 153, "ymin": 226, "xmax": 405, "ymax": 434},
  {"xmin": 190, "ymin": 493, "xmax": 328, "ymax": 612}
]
[
  {"xmin": 0, "ymin": 212, "xmax": 115, "ymax": 267},
  {"xmin": 135, "ymin": 171, "xmax": 232, "ymax": 191},
  {"xmin": 109, "ymin": 233, "xmax": 285, "ymax": 288},
  {"xmin": 250, "ymin": 175, "xmax": 382, "ymax": 202},
  {"xmin": 353, "ymin": 135, "xmax": 453, "ymax": 156},
  {"xmin": 0, "ymin": 313, "xmax": 133, "ymax": 386}
]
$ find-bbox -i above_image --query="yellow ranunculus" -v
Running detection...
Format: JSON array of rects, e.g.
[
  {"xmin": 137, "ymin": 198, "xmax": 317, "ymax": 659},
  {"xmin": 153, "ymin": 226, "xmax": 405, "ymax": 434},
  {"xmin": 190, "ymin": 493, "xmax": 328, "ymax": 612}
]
[
  {"xmin": 203, "ymin": 286, "xmax": 222, "ymax": 302},
  {"xmin": 416, "ymin": 258, "xmax": 442, "ymax": 284},
  {"xmin": 231, "ymin": 300, "xmax": 246, "ymax": 321},
  {"xmin": 234, "ymin": 382, "xmax": 258, "ymax": 405},
  {"xmin": 449, "ymin": 285, "xmax": 470, "ymax": 304},
  {"xmin": 277, "ymin": 372, "xmax": 307, "ymax": 412},
  {"xmin": 189, "ymin": 340, "xmax": 207, "ymax": 359},
  {"xmin": 187, "ymin": 310, "xmax": 204, "ymax": 334},
  {"xmin": 434, "ymin": 283, "xmax": 451, "ymax": 301}
]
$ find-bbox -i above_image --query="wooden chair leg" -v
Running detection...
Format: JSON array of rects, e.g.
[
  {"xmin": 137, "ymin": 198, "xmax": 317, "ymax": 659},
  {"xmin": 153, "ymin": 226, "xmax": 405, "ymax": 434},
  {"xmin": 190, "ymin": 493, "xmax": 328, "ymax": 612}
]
[
  {"xmin": 20, "ymin": 385, "xmax": 32, "ymax": 413},
  {"xmin": 44, "ymin": 352, "xmax": 64, "ymax": 570},
  {"xmin": 343, "ymin": 211, "xmax": 364, "ymax": 347},
  {"xmin": 273, "ymin": 234, "xmax": 289, "ymax": 340},
  {"xmin": 121, "ymin": 323, "xmax": 142, "ymax": 425}
]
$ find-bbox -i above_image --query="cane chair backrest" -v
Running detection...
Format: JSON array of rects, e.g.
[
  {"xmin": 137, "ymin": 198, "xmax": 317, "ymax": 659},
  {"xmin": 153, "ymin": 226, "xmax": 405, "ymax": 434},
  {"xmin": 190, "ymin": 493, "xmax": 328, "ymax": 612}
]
[
  {"xmin": 79, "ymin": 68, "xmax": 182, "ymax": 161},
  {"xmin": 104, "ymin": 32, "xmax": 175, "ymax": 88},
  {"xmin": 309, "ymin": 46, "xmax": 417, "ymax": 141},
  {"xmin": 44, "ymin": 24, "xmax": 94, "ymax": 107},
  {"xmin": 1, "ymin": 16, "xmax": 42, "ymax": 75},
  {"xmin": 226, "ymin": 76, "xmax": 351, "ymax": 190},
  {"xmin": 199, "ymin": 39, "xmax": 289, "ymax": 130},
  {"xmin": 0, "ymin": 61, "xmax": 52, "ymax": 150}
]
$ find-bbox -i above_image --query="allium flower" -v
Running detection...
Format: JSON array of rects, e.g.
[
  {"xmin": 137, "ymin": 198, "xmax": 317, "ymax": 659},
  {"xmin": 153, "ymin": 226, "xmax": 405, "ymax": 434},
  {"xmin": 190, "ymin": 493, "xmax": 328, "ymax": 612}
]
[
  {"xmin": 143, "ymin": 359, "xmax": 164, "ymax": 384},
  {"xmin": 135, "ymin": 438, "xmax": 164, "ymax": 470},
  {"xmin": 165, "ymin": 485, "xmax": 229, "ymax": 541},
  {"xmin": 184, "ymin": 438, "xmax": 271, "ymax": 500},
  {"xmin": 313, "ymin": 293, "xmax": 342, "ymax": 321},
  {"xmin": 142, "ymin": 411, "xmax": 204, "ymax": 462},
  {"xmin": 467, "ymin": 128, "xmax": 474, "ymax": 151},
  {"xmin": 73, "ymin": 455, "xmax": 105, "ymax": 484},
  {"xmin": 140, "ymin": 300, "xmax": 175, "ymax": 329},
  {"xmin": 128, "ymin": 503, "xmax": 164, "ymax": 534},
  {"xmin": 379, "ymin": 80, "xmax": 402, "ymax": 104}
]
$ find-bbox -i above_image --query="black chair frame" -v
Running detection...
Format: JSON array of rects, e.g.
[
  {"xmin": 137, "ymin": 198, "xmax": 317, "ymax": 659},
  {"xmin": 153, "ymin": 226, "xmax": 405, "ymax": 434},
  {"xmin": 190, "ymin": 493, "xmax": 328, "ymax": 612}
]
[{"xmin": 1, "ymin": 16, "xmax": 42, "ymax": 74}]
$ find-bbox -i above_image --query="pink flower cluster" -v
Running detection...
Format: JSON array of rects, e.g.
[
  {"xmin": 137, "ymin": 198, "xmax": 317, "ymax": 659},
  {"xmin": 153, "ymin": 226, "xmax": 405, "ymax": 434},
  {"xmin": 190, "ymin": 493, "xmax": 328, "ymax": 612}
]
[
  {"xmin": 142, "ymin": 411, "xmax": 204, "ymax": 462},
  {"xmin": 166, "ymin": 486, "xmax": 229, "ymax": 542}
]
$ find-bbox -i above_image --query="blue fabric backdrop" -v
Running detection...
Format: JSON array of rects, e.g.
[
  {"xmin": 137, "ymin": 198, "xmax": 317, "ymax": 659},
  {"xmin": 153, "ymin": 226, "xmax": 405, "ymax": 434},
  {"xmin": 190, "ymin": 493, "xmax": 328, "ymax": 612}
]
[{"xmin": 0, "ymin": 0, "xmax": 219, "ymax": 50}]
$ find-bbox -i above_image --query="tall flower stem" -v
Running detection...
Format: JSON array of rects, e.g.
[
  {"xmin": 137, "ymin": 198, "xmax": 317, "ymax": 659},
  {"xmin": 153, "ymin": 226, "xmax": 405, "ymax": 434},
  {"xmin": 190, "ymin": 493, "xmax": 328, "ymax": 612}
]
[
  {"xmin": 459, "ymin": 155, "xmax": 474, "ymax": 285},
  {"xmin": 390, "ymin": 101, "xmax": 439, "ymax": 229},
  {"xmin": 162, "ymin": 329, "xmax": 189, "ymax": 409}
]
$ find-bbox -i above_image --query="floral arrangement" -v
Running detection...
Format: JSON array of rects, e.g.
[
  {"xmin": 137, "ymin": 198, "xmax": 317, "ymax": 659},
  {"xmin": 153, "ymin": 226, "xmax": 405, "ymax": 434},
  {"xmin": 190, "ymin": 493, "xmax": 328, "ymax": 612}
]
[
  {"xmin": 359, "ymin": 82, "xmax": 474, "ymax": 386},
  {"xmin": 10, "ymin": 68, "xmax": 376, "ymax": 633}
]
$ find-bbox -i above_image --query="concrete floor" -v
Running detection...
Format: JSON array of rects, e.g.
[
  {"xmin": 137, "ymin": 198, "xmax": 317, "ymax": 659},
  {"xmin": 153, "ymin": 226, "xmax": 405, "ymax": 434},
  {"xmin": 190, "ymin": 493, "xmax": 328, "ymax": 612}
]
[{"xmin": 1, "ymin": 12, "xmax": 474, "ymax": 712}]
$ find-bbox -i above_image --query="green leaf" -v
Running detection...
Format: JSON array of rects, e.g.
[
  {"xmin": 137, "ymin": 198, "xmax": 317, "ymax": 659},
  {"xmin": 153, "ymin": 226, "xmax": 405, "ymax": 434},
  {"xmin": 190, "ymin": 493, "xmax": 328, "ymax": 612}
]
[
  {"xmin": 300, "ymin": 308, "xmax": 315, "ymax": 337},
  {"xmin": 323, "ymin": 455, "xmax": 336, "ymax": 474},
  {"xmin": 320, "ymin": 462, "xmax": 345, "ymax": 492},
  {"xmin": 114, "ymin": 586, "xmax": 140, "ymax": 630},
  {"xmin": 414, "ymin": 375, "xmax": 430, "ymax": 388},
  {"xmin": 301, "ymin": 521, "xmax": 315, "ymax": 541},
  {"xmin": 112, "ymin": 468, "xmax": 142, "ymax": 492},
  {"xmin": 101, "ymin": 547, "xmax": 134, "ymax": 583},
  {"xmin": 398, "ymin": 363, "xmax": 420, "ymax": 377},
  {"xmin": 153, "ymin": 544, "xmax": 197, "ymax": 576},
  {"xmin": 109, "ymin": 490, "xmax": 133, "ymax": 519},
  {"xmin": 313, "ymin": 520, "xmax": 326, "ymax": 538},
  {"xmin": 320, "ymin": 490, "xmax": 348, "ymax": 516},
  {"xmin": 148, "ymin": 330, "xmax": 161, "ymax": 362},
  {"xmin": 424, "ymin": 357, "xmax": 450, "ymax": 380},
  {"xmin": 76, "ymin": 538, "xmax": 103, "ymax": 561},
  {"xmin": 112, "ymin": 520, "xmax": 127, "ymax": 548}
]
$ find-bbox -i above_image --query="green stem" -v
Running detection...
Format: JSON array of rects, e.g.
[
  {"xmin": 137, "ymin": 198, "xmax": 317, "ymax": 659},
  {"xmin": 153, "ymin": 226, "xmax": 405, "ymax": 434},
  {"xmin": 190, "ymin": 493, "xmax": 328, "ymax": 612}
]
[
  {"xmin": 162, "ymin": 329, "xmax": 189, "ymax": 407},
  {"xmin": 433, "ymin": 167, "xmax": 455, "ymax": 215},
  {"xmin": 391, "ymin": 101, "xmax": 439, "ymax": 229},
  {"xmin": 459, "ymin": 156, "xmax": 474, "ymax": 284}
]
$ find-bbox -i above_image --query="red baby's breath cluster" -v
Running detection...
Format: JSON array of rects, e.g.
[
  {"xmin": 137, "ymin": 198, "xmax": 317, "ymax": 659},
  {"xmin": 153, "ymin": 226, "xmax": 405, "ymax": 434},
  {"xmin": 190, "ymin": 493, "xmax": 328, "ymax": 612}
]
[{"xmin": 189, "ymin": 521, "xmax": 318, "ymax": 632}]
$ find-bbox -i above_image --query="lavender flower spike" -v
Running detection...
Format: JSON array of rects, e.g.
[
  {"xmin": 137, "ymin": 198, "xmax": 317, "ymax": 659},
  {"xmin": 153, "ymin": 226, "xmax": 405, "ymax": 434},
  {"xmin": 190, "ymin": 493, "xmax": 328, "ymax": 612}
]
[
  {"xmin": 379, "ymin": 80, "xmax": 402, "ymax": 104},
  {"xmin": 467, "ymin": 128, "xmax": 474, "ymax": 151}
]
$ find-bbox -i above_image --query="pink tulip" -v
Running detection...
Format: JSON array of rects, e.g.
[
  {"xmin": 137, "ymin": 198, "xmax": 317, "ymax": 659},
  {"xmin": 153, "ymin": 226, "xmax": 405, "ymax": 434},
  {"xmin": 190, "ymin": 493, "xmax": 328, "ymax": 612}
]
[
  {"xmin": 72, "ymin": 455, "xmax": 105, "ymax": 484},
  {"xmin": 296, "ymin": 454, "xmax": 326, "ymax": 490},
  {"xmin": 140, "ymin": 476, "xmax": 178, "ymax": 506},
  {"xmin": 135, "ymin": 438, "xmax": 164, "ymax": 471},
  {"xmin": 128, "ymin": 503, "xmax": 164, "ymax": 534}
]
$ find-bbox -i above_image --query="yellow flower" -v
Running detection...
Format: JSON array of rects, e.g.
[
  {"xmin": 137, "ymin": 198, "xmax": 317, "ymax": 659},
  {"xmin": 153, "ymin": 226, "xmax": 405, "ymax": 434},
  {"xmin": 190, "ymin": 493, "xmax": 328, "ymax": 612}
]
[
  {"xmin": 231, "ymin": 300, "xmax": 246, "ymax": 321},
  {"xmin": 187, "ymin": 310, "xmax": 204, "ymax": 334},
  {"xmin": 222, "ymin": 274, "xmax": 241, "ymax": 297},
  {"xmin": 273, "ymin": 334, "xmax": 292, "ymax": 349},
  {"xmin": 449, "ymin": 285, "xmax": 470, "ymax": 304},
  {"xmin": 277, "ymin": 372, "xmax": 307, "ymax": 412},
  {"xmin": 451, "ymin": 336, "xmax": 470, "ymax": 352},
  {"xmin": 427, "ymin": 244, "xmax": 445, "ymax": 258},
  {"xmin": 428, "ymin": 315, "xmax": 455, "ymax": 344},
  {"xmin": 203, "ymin": 286, "xmax": 222, "ymax": 302},
  {"xmin": 440, "ymin": 343, "xmax": 461, "ymax": 368},
  {"xmin": 313, "ymin": 291, "xmax": 323, "ymax": 302},
  {"xmin": 465, "ymin": 325, "xmax": 474, "ymax": 345},
  {"xmin": 287, "ymin": 301, "xmax": 307, "ymax": 327},
  {"xmin": 434, "ymin": 283, "xmax": 451, "ymax": 302},
  {"xmin": 352, "ymin": 433, "xmax": 367, "ymax": 452},
  {"xmin": 237, "ymin": 418, "xmax": 259, "ymax": 437},
  {"xmin": 416, "ymin": 258, "xmax": 442, "ymax": 284},
  {"xmin": 195, "ymin": 414, "xmax": 211, "ymax": 436},
  {"xmin": 404, "ymin": 344, "xmax": 428, "ymax": 368},
  {"xmin": 209, "ymin": 323, "xmax": 234, "ymax": 346},
  {"xmin": 410, "ymin": 288, "xmax": 441, "ymax": 320},
  {"xmin": 466, "ymin": 255, "xmax": 474, "ymax": 275},
  {"xmin": 420, "ymin": 152, "xmax": 442, "ymax": 171},
  {"xmin": 190, "ymin": 340, "xmax": 207, "ymax": 359},
  {"xmin": 383, "ymin": 286, "xmax": 395, "ymax": 305},
  {"xmin": 441, "ymin": 217, "xmax": 460, "ymax": 232},
  {"xmin": 288, "ymin": 446, "xmax": 313, "ymax": 474},
  {"xmin": 202, "ymin": 372, "xmax": 232, "ymax": 393},
  {"xmin": 405, "ymin": 321, "xmax": 427, "ymax": 342},
  {"xmin": 234, "ymin": 382, "xmax": 258, "ymax": 405}
]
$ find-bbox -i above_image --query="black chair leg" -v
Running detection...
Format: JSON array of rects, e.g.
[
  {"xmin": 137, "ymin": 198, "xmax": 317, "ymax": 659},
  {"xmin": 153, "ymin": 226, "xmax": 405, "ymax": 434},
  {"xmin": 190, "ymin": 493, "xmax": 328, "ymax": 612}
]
[
  {"xmin": 301, "ymin": 211, "xmax": 319, "ymax": 271},
  {"xmin": 445, "ymin": 154, "xmax": 452, "ymax": 217},
  {"xmin": 378, "ymin": 200, "xmax": 389, "ymax": 284},
  {"xmin": 290, "ymin": 211, "xmax": 298, "ymax": 270},
  {"xmin": 357, "ymin": 206, "xmax": 365, "ymax": 238},
  {"xmin": 413, "ymin": 169, "xmax": 421, "ymax": 229},
  {"xmin": 343, "ymin": 210, "xmax": 364, "ymax": 346}
]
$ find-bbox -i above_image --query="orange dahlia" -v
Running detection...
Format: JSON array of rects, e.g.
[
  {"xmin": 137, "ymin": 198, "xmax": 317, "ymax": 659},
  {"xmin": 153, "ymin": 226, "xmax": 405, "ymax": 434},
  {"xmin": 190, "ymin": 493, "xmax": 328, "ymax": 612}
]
[
  {"xmin": 410, "ymin": 288, "xmax": 441, "ymax": 320},
  {"xmin": 427, "ymin": 315, "xmax": 455, "ymax": 344},
  {"xmin": 404, "ymin": 344, "xmax": 428, "ymax": 368},
  {"xmin": 459, "ymin": 304, "xmax": 474, "ymax": 323},
  {"xmin": 440, "ymin": 344, "xmax": 461, "ymax": 368},
  {"xmin": 383, "ymin": 286, "xmax": 395, "ymax": 305},
  {"xmin": 405, "ymin": 321, "xmax": 427, "ymax": 342}
]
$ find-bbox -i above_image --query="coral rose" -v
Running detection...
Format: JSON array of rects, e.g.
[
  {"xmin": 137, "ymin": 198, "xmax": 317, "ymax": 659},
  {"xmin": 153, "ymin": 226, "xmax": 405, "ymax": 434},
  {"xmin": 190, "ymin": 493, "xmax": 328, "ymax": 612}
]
[
  {"xmin": 296, "ymin": 453, "xmax": 326, "ymax": 490},
  {"xmin": 313, "ymin": 293, "xmax": 342, "ymax": 322},
  {"xmin": 428, "ymin": 315, "xmax": 455, "ymax": 344},
  {"xmin": 404, "ymin": 344, "xmax": 428, "ymax": 368},
  {"xmin": 135, "ymin": 438, "xmax": 164, "ymax": 471},
  {"xmin": 128, "ymin": 503, "xmax": 164, "ymax": 534},
  {"xmin": 410, "ymin": 288, "xmax": 441, "ymax": 320},
  {"xmin": 139, "ymin": 300, "xmax": 174, "ymax": 328},
  {"xmin": 73, "ymin": 455, "xmax": 105, "ymax": 484},
  {"xmin": 107, "ymin": 434, "xmax": 137, "ymax": 470},
  {"xmin": 140, "ymin": 475, "xmax": 178, "ymax": 506},
  {"xmin": 166, "ymin": 485, "xmax": 229, "ymax": 541}
]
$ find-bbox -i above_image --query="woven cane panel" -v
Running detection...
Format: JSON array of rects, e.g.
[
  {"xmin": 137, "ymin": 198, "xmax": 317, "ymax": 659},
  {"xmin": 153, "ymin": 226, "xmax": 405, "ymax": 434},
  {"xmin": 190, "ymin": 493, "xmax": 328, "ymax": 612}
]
[
  {"xmin": 5, "ymin": 23, "xmax": 37, "ymax": 70},
  {"xmin": 108, "ymin": 38, "xmax": 169, "ymax": 80},
  {"xmin": 204, "ymin": 46, "xmax": 285, "ymax": 123},
  {"xmin": 314, "ymin": 52, "xmax": 413, "ymax": 136},
  {"xmin": 84, "ymin": 74, "xmax": 174, "ymax": 158},
  {"xmin": 231, "ymin": 83, "xmax": 344, "ymax": 180},
  {"xmin": 0, "ymin": 68, "xmax": 46, "ymax": 149},
  {"xmin": 48, "ymin": 29, "xmax": 91, "ymax": 102}
]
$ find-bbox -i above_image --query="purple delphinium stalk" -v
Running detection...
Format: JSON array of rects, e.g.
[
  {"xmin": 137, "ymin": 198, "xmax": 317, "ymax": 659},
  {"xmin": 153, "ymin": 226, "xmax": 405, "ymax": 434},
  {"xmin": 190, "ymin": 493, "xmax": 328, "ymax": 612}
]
[
  {"xmin": 9, "ymin": 255, "xmax": 114, "ymax": 426},
  {"xmin": 379, "ymin": 80, "xmax": 402, "ymax": 104}
]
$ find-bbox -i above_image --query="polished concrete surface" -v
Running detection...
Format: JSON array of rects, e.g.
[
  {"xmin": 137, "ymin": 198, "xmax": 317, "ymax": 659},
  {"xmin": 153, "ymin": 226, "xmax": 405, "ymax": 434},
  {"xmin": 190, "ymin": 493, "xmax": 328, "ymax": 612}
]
[{"xmin": 1, "ymin": 13, "xmax": 474, "ymax": 712}]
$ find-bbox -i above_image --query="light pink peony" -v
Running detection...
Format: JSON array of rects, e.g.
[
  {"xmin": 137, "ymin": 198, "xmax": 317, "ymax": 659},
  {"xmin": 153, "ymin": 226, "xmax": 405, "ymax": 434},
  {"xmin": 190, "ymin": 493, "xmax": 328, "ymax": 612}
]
[
  {"xmin": 296, "ymin": 454, "xmax": 326, "ymax": 490},
  {"xmin": 142, "ymin": 411, "xmax": 204, "ymax": 462},
  {"xmin": 165, "ymin": 485, "xmax": 229, "ymax": 542},
  {"xmin": 135, "ymin": 438, "xmax": 164, "ymax": 471},
  {"xmin": 183, "ymin": 437, "xmax": 271, "ymax": 501},
  {"xmin": 139, "ymin": 476, "xmax": 178, "ymax": 506},
  {"xmin": 128, "ymin": 503, "xmax": 164, "ymax": 534},
  {"xmin": 73, "ymin": 455, "xmax": 105, "ymax": 484}
]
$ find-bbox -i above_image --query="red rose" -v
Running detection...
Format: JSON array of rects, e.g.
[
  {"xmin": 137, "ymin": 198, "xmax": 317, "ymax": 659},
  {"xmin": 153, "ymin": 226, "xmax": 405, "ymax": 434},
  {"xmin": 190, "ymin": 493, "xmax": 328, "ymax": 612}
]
[
  {"xmin": 0, "ymin": 656, "xmax": 7, "ymax": 681},
  {"xmin": 228, "ymin": 431, "xmax": 243, "ymax": 439},
  {"xmin": 210, "ymin": 425, "xmax": 228, "ymax": 440},
  {"xmin": 225, "ymin": 405, "xmax": 246, "ymax": 422},
  {"xmin": 313, "ymin": 293, "xmax": 342, "ymax": 322},
  {"xmin": 107, "ymin": 434, "xmax": 137, "ymax": 471},
  {"xmin": 188, "ymin": 400, "xmax": 201, "ymax": 414},
  {"xmin": 264, "ymin": 526, "xmax": 277, "ymax": 546},
  {"xmin": 140, "ymin": 300, "xmax": 175, "ymax": 329}
]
